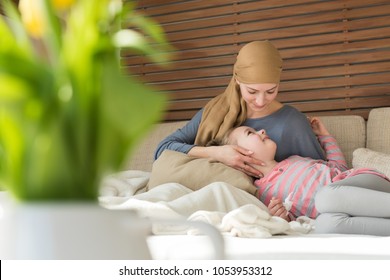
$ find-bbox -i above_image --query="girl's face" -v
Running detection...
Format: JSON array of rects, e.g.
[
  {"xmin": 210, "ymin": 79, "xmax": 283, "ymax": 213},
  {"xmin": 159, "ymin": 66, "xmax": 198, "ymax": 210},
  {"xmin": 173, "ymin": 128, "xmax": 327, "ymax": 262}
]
[
  {"xmin": 229, "ymin": 126, "xmax": 277, "ymax": 161},
  {"xmin": 237, "ymin": 81, "xmax": 279, "ymax": 115}
]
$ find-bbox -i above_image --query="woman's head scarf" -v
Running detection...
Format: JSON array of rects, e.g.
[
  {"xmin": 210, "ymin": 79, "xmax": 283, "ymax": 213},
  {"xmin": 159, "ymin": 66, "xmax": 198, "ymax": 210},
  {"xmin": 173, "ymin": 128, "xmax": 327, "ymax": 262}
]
[{"xmin": 194, "ymin": 40, "xmax": 283, "ymax": 145}]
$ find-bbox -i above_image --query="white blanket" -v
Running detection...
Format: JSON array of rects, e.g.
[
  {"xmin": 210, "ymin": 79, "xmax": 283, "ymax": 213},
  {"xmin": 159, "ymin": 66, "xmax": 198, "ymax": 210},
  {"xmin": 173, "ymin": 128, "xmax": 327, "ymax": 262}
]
[{"xmin": 99, "ymin": 170, "xmax": 314, "ymax": 238}]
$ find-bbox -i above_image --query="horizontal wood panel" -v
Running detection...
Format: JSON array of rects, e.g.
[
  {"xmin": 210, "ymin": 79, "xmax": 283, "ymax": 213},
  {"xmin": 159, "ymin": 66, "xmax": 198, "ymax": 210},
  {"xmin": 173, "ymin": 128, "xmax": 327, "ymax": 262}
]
[
  {"xmin": 122, "ymin": 37, "xmax": 390, "ymax": 66},
  {"xmin": 162, "ymin": 103, "xmax": 388, "ymax": 122},
  {"xmin": 167, "ymin": 84, "xmax": 390, "ymax": 102},
  {"xmin": 278, "ymin": 86, "xmax": 390, "ymax": 102},
  {"xmin": 166, "ymin": 85, "xmax": 390, "ymax": 110},
  {"xmin": 134, "ymin": 68, "xmax": 390, "ymax": 92},
  {"xmin": 137, "ymin": 0, "xmax": 389, "ymax": 24},
  {"xmin": 125, "ymin": 48, "xmax": 390, "ymax": 77},
  {"xmin": 165, "ymin": 96, "xmax": 390, "ymax": 120},
  {"xmin": 145, "ymin": 3, "xmax": 390, "ymax": 40},
  {"xmin": 293, "ymin": 97, "xmax": 390, "ymax": 112},
  {"xmin": 128, "ymin": 60, "xmax": 390, "ymax": 85},
  {"xmin": 122, "ymin": 0, "xmax": 390, "ymax": 121}
]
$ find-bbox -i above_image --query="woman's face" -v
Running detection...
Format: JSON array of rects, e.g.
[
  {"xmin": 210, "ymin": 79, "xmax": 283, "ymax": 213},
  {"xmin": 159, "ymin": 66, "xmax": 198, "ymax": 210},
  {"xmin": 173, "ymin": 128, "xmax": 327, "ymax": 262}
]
[
  {"xmin": 237, "ymin": 81, "xmax": 279, "ymax": 114},
  {"xmin": 229, "ymin": 126, "xmax": 277, "ymax": 161}
]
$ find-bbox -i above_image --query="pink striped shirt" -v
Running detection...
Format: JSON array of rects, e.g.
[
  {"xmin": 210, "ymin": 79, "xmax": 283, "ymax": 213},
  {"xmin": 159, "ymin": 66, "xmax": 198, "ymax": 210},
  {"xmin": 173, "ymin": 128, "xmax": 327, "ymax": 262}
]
[{"xmin": 254, "ymin": 135, "xmax": 388, "ymax": 219}]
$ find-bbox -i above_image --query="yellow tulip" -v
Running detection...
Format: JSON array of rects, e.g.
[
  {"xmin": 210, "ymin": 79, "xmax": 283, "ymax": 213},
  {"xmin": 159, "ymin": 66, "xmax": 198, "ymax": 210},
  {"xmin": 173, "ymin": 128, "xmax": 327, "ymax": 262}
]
[
  {"xmin": 18, "ymin": 0, "xmax": 76, "ymax": 38},
  {"xmin": 52, "ymin": 0, "xmax": 75, "ymax": 10},
  {"xmin": 19, "ymin": 0, "xmax": 44, "ymax": 38}
]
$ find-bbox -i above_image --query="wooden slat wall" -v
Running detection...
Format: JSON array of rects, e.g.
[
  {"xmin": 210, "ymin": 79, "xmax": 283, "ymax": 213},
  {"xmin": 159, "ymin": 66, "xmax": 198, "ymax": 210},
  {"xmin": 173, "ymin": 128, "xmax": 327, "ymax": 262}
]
[{"xmin": 122, "ymin": 0, "xmax": 390, "ymax": 121}]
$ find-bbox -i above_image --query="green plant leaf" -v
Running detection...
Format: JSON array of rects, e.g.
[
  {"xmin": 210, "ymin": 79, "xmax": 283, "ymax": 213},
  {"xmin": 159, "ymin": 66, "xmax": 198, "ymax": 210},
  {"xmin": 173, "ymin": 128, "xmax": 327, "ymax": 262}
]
[
  {"xmin": 0, "ymin": 0, "xmax": 33, "ymax": 55},
  {"xmin": 0, "ymin": 112, "xmax": 24, "ymax": 198},
  {"xmin": 99, "ymin": 59, "xmax": 167, "ymax": 170},
  {"xmin": 0, "ymin": 0, "xmax": 172, "ymax": 201}
]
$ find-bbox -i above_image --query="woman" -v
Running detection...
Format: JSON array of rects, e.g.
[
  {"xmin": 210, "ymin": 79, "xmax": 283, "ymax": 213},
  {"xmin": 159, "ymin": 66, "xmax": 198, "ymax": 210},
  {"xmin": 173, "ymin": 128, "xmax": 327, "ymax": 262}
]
[{"xmin": 154, "ymin": 41, "xmax": 325, "ymax": 178}]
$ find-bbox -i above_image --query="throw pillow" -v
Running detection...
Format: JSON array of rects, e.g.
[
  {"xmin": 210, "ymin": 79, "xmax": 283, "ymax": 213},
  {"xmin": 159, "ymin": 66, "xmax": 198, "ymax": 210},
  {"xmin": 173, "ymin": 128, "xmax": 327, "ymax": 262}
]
[
  {"xmin": 148, "ymin": 150, "xmax": 257, "ymax": 195},
  {"xmin": 352, "ymin": 148, "xmax": 390, "ymax": 178}
]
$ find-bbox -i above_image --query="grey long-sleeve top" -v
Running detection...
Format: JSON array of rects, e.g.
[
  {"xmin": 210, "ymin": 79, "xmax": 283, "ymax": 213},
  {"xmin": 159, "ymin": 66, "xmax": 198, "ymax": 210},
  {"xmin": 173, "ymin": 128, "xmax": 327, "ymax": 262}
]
[{"xmin": 154, "ymin": 105, "xmax": 326, "ymax": 162}]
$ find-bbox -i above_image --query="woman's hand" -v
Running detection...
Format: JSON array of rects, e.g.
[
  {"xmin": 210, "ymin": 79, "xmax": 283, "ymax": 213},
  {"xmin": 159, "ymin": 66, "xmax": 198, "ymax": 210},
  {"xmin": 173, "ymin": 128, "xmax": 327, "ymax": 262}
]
[
  {"xmin": 309, "ymin": 117, "xmax": 330, "ymax": 136},
  {"xmin": 188, "ymin": 144, "xmax": 264, "ymax": 177},
  {"xmin": 213, "ymin": 144, "xmax": 264, "ymax": 178},
  {"xmin": 268, "ymin": 197, "xmax": 290, "ymax": 221}
]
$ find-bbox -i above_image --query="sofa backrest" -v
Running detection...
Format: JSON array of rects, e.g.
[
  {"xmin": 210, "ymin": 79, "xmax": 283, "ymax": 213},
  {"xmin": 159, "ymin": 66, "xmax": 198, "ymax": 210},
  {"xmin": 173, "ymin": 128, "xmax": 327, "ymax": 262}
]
[
  {"xmin": 126, "ymin": 115, "xmax": 367, "ymax": 171},
  {"xmin": 319, "ymin": 115, "xmax": 366, "ymax": 167},
  {"xmin": 125, "ymin": 121, "xmax": 188, "ymax": 172},
  {"xmin": 366, "ymin": 107, "xmax": 390, "ymax": 154}
]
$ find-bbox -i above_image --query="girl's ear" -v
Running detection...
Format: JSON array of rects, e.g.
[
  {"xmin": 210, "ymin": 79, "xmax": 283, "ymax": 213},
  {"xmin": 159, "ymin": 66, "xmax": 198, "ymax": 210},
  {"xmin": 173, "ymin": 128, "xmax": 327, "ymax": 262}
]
[{"xmin": 235, "ymin": 78, "xmax": 241, "ymax": 85}]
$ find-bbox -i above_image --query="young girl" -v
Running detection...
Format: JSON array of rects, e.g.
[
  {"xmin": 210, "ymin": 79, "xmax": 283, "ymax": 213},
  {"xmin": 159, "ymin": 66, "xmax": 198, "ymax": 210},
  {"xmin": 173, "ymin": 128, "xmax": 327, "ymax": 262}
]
[{"xmin": 215, "ymin": 118, "xmax": 390, "ymax": 236}]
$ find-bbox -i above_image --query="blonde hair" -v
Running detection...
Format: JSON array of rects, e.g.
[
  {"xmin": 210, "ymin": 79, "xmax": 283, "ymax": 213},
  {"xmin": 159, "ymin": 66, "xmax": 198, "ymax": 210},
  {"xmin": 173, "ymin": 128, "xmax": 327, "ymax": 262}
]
[{"xmin": 206, "ymin": 127, "xmax": 237, "ymax": 146}]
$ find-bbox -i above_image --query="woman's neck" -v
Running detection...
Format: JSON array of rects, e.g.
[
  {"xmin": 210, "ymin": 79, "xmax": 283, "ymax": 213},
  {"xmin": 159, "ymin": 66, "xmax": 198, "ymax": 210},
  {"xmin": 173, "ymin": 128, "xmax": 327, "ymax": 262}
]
[{"xmin": 247, "ymin": 100, "xmax": 283, "ymax": 119}]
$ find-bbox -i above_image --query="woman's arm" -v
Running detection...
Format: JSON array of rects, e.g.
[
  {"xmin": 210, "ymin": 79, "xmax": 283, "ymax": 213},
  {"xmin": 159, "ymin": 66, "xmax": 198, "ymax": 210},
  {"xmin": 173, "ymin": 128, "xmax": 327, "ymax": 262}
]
[
  {"xmin": 154, "ymin": 109, "xmax": 264, "ymax": 177},
  {"xmin": 154, "ymin": 110, "xmax": 203, "ymax": 160},
  {"xmin": 188, "ymin": 145, "xmax": 264, "ymax": 178}
]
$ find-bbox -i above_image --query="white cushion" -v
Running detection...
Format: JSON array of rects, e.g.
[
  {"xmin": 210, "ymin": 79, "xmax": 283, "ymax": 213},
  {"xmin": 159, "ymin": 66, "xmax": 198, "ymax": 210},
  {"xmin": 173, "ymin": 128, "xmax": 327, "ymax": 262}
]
[{"xmin": 352, "ymin": 148, "xmax": 390, "ymax": 178}]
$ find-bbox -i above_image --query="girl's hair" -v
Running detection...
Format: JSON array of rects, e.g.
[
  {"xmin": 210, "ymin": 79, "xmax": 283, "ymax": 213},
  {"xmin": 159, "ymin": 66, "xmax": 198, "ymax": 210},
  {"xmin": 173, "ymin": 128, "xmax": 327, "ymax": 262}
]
[{"xmin": 205, "ymin": 127, "xmax": 236, "ymax": 147}]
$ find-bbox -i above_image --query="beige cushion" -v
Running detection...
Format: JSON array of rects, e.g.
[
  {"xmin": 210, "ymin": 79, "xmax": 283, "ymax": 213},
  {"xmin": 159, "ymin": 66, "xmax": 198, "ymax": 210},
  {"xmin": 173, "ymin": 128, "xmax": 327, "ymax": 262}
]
[
  {"xmin": 367, "ymin": 107, "xmax": 390, "ymax": 154},
  {"xmin": 125, "ymin": 121, "xmax": 188, "ymax": 171},
  {"xmin": 148, "ymin": 150, "xmax": 257, "ymax": 195},
  {"xmin": 352, "ymin": 148, "xmax": 390, "ymax": 178},
  {"xmin": 319, "ymin": 115, "xmax": 366, "ymax": 168}
]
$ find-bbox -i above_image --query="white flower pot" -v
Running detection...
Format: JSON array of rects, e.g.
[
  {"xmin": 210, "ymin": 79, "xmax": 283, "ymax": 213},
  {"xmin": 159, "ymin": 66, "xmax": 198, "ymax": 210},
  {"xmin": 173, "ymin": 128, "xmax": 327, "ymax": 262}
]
[{"xmin": 0, "ymin": 192, "xmax": 152, "ymax": 259}]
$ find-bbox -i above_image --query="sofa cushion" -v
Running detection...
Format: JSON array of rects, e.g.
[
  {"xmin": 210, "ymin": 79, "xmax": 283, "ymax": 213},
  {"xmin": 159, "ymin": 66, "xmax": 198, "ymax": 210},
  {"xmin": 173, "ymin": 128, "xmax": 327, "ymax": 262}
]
[
  {"xmin": 147, "ymin": 150, "xmax": 257, "ymax": 195},
  {"xmin": 367, "ymin": 107, "xmax": 390, "ymax": 154},
  {"xmin": 319, "ymin": 115, "xmax": 366, "ymax": 168},
  {"xmin": 352, "ymin": 148, "xmax": 390, "ymax": 178},
  {"xmin": 126, "ymin": 121, "xmax": 188, "ymax": 172}
]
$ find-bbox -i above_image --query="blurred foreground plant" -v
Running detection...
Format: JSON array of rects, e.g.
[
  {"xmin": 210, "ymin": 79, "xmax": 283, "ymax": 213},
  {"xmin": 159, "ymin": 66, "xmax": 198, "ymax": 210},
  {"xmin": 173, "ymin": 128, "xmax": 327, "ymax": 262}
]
[{"xmin": 0, "ymin": 0, "xmax": 171, "ymax": 200}]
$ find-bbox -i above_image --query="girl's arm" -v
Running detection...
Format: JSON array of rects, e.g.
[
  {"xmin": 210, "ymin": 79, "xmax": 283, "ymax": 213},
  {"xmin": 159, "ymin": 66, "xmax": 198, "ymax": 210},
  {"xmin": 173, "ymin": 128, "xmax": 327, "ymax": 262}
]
[
  {"xmin": 309, "ymin": 117, "xmax": 348, "ymax": 171},
  {"xmin": 268, "ymin": 197, "xmax": 293, "ymax": 222}
]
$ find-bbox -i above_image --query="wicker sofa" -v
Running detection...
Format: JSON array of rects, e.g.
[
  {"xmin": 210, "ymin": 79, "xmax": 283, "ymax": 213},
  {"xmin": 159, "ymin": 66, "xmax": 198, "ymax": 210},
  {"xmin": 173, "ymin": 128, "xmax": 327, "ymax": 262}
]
[{"xmin": 127, "ymin": 107, "xmax": 390, "ymax": 178}]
